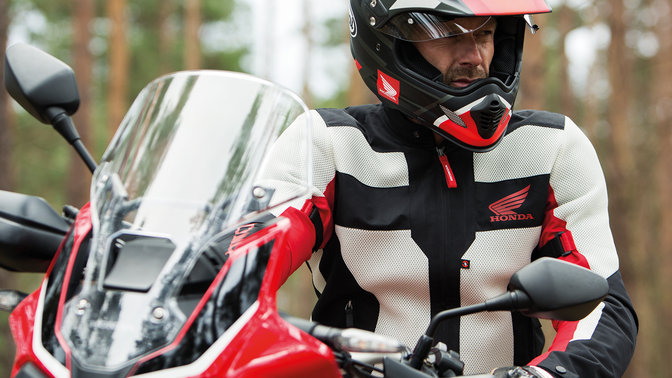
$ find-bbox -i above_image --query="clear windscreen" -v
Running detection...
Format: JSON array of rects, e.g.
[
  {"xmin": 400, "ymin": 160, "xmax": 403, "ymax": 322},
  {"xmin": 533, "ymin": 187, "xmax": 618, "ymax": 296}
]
[{"xmin": 57, "ymin": 71, "xmax": 311, "ymax": 370}]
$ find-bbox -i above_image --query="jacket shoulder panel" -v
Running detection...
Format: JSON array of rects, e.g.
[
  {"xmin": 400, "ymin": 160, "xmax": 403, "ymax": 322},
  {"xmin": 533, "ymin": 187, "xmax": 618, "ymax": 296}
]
[{"xmin": 508, "ymin": 110, "xmax": 566, "ymax": 133}]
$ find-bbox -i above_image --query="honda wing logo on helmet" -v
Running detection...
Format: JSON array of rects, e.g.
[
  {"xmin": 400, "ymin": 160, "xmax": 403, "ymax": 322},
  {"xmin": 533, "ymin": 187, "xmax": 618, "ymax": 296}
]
[
  {"xmin": 377, "ymin": 70, "xmax": 400, "ymax": 104},
  {"xmin": 489, "ymin": 185, "xmax": 534, "ymax": 222}
]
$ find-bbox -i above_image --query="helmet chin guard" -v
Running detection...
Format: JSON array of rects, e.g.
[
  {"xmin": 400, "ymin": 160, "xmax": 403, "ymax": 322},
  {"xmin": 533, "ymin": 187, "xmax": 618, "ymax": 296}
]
[
  {"xmin": 434, "ymin": 91, "xmax": 513, "ymax": 151},
  {"xmin": 349, "ymin": 0, "xmax": 551, "ymax": 151}
]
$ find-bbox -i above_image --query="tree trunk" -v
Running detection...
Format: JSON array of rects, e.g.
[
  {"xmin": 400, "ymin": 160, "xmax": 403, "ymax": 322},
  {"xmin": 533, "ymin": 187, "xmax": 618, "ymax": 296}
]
[
  {"xmin": 605, "ymin": 1, "xmax": 651, "ymax": 376},
  {"xmin": 0, "ymin": 0, "xmax": 14, "ymax": 191},
  {"xmin": 639, "ymin": 1, "xmax": 672, "ymax": 376},
  {"xmin": 106, "ymin": 0, "xmax": 129, "ymax": 140},
  {"xmin": 159, "ymin": 0, "xmax": 176, "ymax": 75},
  {"xmin": 301, "ymin": 0, "xmax": 314, "ymax": 106},
  {"xmin": 184, "ymin": 0, "xmax": 201, "ymax": 70},
  {"xmin": 605, "ymin": 0, "xmax": 634, "ymax": 203},
  {"xmin": 67, "ymin": 0, "xmax": 95, "ymax": 207},
  {"xmin": 605, "ymin": 0, "xmax": 638, "ymax": 279},
  {"xmin": 557, "ymin": 5, "xmax": 575, "ymax": 117},
  {"xmin": 518, "ymin": 14, "xmax": 546, "ymax": 111}
]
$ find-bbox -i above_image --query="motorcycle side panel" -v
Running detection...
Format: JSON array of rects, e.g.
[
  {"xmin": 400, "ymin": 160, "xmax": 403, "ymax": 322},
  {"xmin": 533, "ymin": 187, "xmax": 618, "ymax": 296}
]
[
  {"xmin": 9, "ymin": 213, "xmax": 341, "ymax": 377},
  {"xmin": 196, "ymin": 219, "xmax": 341, "ymax": 378},
  {"xmin": 9, "ymin": 289, "xmax": 50, "ymax": 377}
]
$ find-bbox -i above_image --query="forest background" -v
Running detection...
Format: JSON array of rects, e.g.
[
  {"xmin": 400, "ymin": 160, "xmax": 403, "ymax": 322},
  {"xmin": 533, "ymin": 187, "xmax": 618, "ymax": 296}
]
[{"xmin": 0, "ymin": 0, "xmax": 669, "ymax": 376}]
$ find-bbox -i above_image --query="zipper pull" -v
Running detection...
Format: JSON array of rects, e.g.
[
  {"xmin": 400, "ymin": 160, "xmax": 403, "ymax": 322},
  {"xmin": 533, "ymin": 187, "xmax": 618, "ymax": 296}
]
[
  {"xmin": 345, "ymin": 300, "xmax": 354, "ymax": 328},
  {"xmin": 436, "ymin": 147, "xmax": 457, "ymax": 189}
]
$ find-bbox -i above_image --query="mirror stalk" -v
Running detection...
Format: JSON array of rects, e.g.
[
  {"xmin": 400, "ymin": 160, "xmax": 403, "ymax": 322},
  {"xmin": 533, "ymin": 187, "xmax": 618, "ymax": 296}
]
[
  {"xmin": 48, "ymin": 108, "xmax": 97, "ymax": 173},
  {"xmin": 409, "ymin": 291, "xmax": 532, "ymax": 369}
]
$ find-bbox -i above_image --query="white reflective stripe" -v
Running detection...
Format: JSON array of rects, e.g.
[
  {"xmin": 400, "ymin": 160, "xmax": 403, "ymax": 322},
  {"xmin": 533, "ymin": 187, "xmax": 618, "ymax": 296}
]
[
  {"xmin": 32, "ymin": 278, "xmax": 70, "ymax": 378},
  {"xmin": 134, "ymin": 301, "xmax": 260, "ymax": 378},
  {"xmin": 337, "ymin": 226, "xmax": 430, "ymax": 349},
  {"xmin": 330, "ymin": 126, "xmax": 409, "ymax": 188},
  {"xmin": 433, "ymin": 115, "xmax": 449, "ymax": 128},
  {"xmin": 571, "ymin": 301, "xmax": 605, "ymax": 341},
  {"xmin": 390, "ymin": 0, "xmax": 442, "ymax": 10}
]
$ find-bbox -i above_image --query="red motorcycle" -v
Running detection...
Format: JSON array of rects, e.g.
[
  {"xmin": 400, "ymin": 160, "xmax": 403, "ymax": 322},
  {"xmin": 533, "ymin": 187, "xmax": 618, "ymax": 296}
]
[{"xmin": 0, "ymin": 44, "xmax": 608, "ymax": 378}]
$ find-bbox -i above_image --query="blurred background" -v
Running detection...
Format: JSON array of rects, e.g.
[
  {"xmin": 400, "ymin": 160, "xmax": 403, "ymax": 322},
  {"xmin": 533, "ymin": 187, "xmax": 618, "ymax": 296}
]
[{"xmin": 0, "ymin": 0, "xmax": 669, "ymax": 376}]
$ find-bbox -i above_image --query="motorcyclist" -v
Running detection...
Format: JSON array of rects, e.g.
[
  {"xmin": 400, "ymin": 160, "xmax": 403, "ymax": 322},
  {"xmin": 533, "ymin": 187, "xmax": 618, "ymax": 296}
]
[{"xmin": 265, "ymin": 1, "xmax": 638, "ymax": 376}]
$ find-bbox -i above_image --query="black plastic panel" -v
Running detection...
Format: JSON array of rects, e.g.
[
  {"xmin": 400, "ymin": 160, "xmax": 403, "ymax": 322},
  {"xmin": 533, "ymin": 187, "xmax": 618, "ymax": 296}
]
[
  {"xmin": 15, "ymin": 362, "xmax": 49, "ymax": 378},
  {"xmin": 134, "ymin": 239, "xmax": 274, "ymax": 374},
  {"xmin": 0, "ymin": 190, "xmax": 69, "ymax": 272},
  {"xmin": 103, "ymin": 234, "xmax": 175, "ymax": 292}
]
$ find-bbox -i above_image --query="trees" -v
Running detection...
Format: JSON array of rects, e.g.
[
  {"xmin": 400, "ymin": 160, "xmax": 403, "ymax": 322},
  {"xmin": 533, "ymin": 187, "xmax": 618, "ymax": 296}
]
[
  {"xmin": 0, "ymin": 0, "xmax": 245, "ymax": 370},
  {"xmin": 0, "ymin": 1, "xmax": 670, "ymax": 376},
  {"xmin": 517, "ymin": 2, "xmax": 670, "ymax": 376}
]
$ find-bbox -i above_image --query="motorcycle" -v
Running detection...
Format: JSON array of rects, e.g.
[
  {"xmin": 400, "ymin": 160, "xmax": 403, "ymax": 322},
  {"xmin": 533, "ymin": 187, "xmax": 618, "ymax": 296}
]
[{"xmin": 0, "ymin": 44, "xmax": 609, "ymax": 378}]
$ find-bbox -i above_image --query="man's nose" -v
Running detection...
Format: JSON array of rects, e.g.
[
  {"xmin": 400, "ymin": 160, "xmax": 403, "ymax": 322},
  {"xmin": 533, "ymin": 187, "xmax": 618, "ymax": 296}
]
[{"xmin": 456, "ymin": 34, "xmax": 483, "ymax": 66}]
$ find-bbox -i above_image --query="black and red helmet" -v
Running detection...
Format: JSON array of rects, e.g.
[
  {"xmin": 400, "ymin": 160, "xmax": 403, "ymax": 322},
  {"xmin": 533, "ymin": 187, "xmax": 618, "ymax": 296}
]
[{"xmin": 349, "ymin": 0, "xmax": 552, "ymax": 151}]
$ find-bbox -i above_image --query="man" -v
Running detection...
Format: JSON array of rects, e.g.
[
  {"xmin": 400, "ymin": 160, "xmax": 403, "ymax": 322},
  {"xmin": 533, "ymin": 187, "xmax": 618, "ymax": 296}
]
[{"xmin": 266, "ymin": 1, "xmax": 638, "ymax": 376}]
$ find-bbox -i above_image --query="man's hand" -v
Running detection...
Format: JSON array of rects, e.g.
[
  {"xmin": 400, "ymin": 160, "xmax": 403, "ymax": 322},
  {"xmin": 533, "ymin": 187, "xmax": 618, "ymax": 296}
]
[{"xmin": 491, "ymin": 366, "xmax": 554, "ymax": 378}]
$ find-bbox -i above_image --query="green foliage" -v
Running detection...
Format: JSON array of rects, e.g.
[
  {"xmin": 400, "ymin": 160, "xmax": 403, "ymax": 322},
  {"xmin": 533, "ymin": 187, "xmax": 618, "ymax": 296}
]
[
  {"xmin": 11, "ymin": 110, "xmax": 71, "ymax": 206},
  {"xmin": 0, "ymin": 0, "xmax": 347, "ymax": 369},
  {"xmin": 7, "ymin": 0, "xmax": 251, "ymax": 204}
]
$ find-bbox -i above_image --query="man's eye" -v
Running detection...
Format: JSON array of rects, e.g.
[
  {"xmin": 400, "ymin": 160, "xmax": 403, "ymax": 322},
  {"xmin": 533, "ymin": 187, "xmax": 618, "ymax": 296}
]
[{"xmin": 475, "ymin": 30, "xmax": 494, "ymax": 38}]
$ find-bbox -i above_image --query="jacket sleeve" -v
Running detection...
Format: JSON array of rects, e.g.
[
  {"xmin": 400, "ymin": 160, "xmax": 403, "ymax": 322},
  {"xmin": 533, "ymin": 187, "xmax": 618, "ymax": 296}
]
[
  {"xmin": 529, "ymin": 117, "xmax": 638, "ymax": 378},
  {"xmin": 259, "ymin": 110, "xmax": 337, "ymax": 282}
]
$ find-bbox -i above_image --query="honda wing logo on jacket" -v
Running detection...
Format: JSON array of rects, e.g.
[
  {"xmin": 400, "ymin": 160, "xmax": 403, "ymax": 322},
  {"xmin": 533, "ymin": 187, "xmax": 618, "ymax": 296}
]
[{"xmin": 489, "ymin": 185, "xmax": 534, "ymax": 222}]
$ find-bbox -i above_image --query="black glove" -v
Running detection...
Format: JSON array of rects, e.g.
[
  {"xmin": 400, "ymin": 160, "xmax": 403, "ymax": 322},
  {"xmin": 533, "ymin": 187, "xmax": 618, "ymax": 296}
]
[{"xmin": 491, "ymin": 366, "xmax": 551, "ymax": 378}]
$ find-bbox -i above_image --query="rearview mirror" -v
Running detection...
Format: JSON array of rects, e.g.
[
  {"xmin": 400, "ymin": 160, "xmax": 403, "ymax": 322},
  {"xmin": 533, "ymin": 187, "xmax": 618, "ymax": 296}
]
[
  {"xmin": 507, "ymin": 257, "xmax": 608, "ymax": 321},
  {"xmin": 411, "ymin": 257, "xmax": 609, "ymax": 369},
  {"xmin": 4, "ymin": 44, "xmax": 97, "ymax": 173},
  {"xmin": 4, "ymin": 43, "xmax": 79, "ymax": 124}
]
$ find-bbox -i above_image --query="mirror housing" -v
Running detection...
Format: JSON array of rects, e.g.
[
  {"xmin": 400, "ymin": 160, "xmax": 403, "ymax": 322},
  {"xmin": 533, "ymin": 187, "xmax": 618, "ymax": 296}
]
[
  {"xmin": 5, "ymin": 43, "xmax": 97, "ymax": 172},
  {"xmin": 507, "ymin": 257, "xmax": 608, "ymax": 321},
  {"xmin": 4, "ymin": 43, "xmax": 80, "ymax": 124},
  {"xmin": 0, "ymin": 191, "xmax": 69, "ymax": 272}
]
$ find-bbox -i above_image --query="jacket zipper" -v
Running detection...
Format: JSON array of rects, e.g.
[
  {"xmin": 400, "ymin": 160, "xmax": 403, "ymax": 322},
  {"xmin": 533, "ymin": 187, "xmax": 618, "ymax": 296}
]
[
  {"xmin": 436, "ymin": 146, "xmax": 457, "ymax": 189},
  {"xmin": 345, "ymin": 300, "xmax": 354, "ymax": 327}
]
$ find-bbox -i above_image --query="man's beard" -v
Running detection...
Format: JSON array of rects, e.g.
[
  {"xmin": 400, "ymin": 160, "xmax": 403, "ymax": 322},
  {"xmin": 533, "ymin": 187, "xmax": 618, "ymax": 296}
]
[{"xmin": 443, "ymin": 65, "xmax": 487, "ymax": 85}]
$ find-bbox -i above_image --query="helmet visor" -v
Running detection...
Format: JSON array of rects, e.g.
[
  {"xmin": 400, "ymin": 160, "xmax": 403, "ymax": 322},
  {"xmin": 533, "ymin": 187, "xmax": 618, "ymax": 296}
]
[{"xmin": 379, "ymin": 14, "xmax": 495, "ymax": 42}]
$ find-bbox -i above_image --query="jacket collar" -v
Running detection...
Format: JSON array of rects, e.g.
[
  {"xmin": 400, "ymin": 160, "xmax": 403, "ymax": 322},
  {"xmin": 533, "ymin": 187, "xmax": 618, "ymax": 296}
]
[{"xmin": 382, "ymin": 105, "xmax": 437, "ymax": 148}]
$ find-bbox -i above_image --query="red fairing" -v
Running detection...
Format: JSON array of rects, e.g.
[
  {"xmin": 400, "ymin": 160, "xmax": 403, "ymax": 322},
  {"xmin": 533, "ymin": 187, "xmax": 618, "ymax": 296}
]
[
  {"xmin": 9, "ymin": 203, "xmax": 93, "ymax": 377},
  {"xmin": 9, "ymin": 206, "xmax": 340, "ymax": 377},
  {"xmin": 9, "ymin": 290, "xmax": 48, "ymax": 377},
  {"xmin": 203, "ymin": 312, "xmax": 339, "ymax": 378},
  {"xmin": 55, "ymin": 204, "xmax": 93, "ymax": 370},
  {"xmin": 177, "ymin": 217, "xmax": 340, "ymax": 377},
  {"xmin": 462, "ymin": 0, "xmax": 552, "ymax": 15}
]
